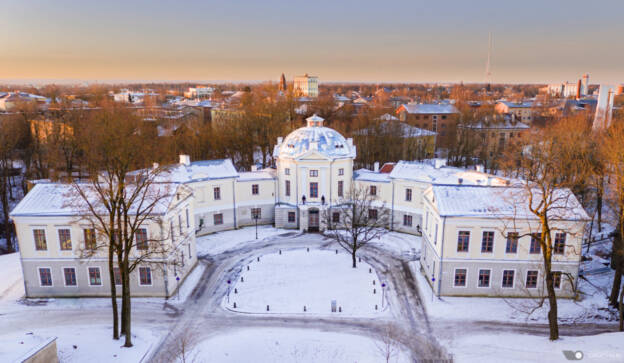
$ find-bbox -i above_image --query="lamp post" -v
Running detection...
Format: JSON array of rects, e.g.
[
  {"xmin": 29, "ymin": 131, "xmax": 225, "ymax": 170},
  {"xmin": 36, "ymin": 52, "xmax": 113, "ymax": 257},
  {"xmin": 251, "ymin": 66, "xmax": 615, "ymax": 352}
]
[
  {"xmin": 227, "ymin": 279, "xmax": 231, "ymax": 303},
  {"xmin": 254, "ymin": 213, "xmax": 259, "ymax": 239},
  {"xmin": 176, "ymin": 276, "xmax": 180, "ymax": 301},
  {"xmin": 381, "ymin": 282, "xmax": 386, "ymax": 308}
]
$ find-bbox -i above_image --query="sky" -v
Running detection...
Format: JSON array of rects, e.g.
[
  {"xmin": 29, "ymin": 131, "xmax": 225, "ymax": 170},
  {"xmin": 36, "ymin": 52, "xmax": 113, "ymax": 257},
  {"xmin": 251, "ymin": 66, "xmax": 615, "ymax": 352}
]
[{"xmin": 1, "ymin": 0, "xmax": 623, "ymax": 84}]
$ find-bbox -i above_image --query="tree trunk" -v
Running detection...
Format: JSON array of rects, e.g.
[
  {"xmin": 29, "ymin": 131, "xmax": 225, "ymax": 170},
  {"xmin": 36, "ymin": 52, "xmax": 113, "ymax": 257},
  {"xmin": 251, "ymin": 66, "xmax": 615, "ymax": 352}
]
[
  {"xmin": 545, "ymin": 269, "xmax": 559, "ymax": 340},
  {"xmin": 122, "ymin": 259, "xmax": 132, "ymax": 347},
  {"xmin": 352, "ymin": 250, "xmax": 357, "ymax": 268},
  {"xmin": 108, "ymin": 243, "xmax": 119, "ymax": 339},
  {"xmin": 619, "ymin": 286, "xmax": 624, "ymax": 332},
  {"xmin": 610, "ymin": 270, "xmax": 622, "ymax": 307},
  {"xmin": 596, "ymin": 181, "xmax": 603, "ymax": 233}
]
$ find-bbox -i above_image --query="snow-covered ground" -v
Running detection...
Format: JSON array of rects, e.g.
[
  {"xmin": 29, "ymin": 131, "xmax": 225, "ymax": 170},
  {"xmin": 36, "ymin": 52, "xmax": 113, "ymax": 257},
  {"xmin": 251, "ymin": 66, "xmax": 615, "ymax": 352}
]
[
  {"xmin": 447, "ymin": 331, "xmax": 624, "ymax": 363},
  {"xmin": 368, "ymin": 231, "xmax": 422, "ymax": 257},
  {"xmin": 196, "ymin": 226, "xmax": 293, "ymax": 256},
  {"xmin": 0, "ymin": 325, "xmax": 160, "ymax": 363},
  {"xmin": 223, "ymin": 249, "xmax": 388, "ymax": 316},
  {"xmin": 189, "ymin": 328, "xmax": 411, "ymax": 363},
  {"xmin": 0, "ymin": 252, "xmax": 24, "ymax": 305}
]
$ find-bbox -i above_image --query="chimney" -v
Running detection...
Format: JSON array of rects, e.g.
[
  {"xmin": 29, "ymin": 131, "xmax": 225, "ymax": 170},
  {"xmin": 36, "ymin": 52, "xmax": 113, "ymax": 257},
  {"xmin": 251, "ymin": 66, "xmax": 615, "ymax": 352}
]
[
  {"xmin": 458, "ymin": 178, "xmax": 463, "ymax": 184},
  {"xmin": 374, "ymin": 162, "xmax": 380, "ymax": 172},
  {"xmin": 434, "ymin": 159, "xmax": 446, "ymax": 169},
  {"xmin": 475, "ymin": 165, "xmax": 484, "ymax": 173},
  {"xmin": 152, "ymin": 162, "xmax": 159, "ymax": 170},
  {"xmin": 179, "ymin": 154, "xmax": 191, "ymax": 166},
  {"xmin": 277, "ymin": 136, "xmax": 283, "ymax": 145},
  {"xmin": 251, "ymin": 165, "xmax": 258, "ymax": 172},
  {"xmin": 347, "ymin": 138, "xmax": 353, "ymax": 147}
]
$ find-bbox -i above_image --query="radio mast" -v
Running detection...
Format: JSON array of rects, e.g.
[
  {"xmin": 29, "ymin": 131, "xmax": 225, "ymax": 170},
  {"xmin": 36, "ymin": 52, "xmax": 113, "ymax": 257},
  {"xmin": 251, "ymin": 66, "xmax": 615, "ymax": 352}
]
[{"xmin": 485, "ymin": 32, "xmax": 492, "ymax": 90}]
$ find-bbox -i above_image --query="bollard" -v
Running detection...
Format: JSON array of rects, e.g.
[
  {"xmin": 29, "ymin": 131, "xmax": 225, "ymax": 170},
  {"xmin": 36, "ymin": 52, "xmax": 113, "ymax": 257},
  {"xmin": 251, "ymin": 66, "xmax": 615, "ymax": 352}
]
[
  {"xmin": 375, "ymin": 304, "xmax": 378, "ymax": 310},
  {"xmin": 369, "ymin": 268, "xmax": 372, "ymax": 273},
  {"xmin": 234, "ymin": 288, "xmax": 238, "ymax": 294},
  {"xmin": 257, "ymin": 257, "xmax": 260, "ymax": 262},
  {"xmin": 359, "ymin": 257, "xmax": 361, "ymax": 262},
  {"xmin": 233, "ymin": 302, "xmax": 237, "ymax": 308},
  {"xmin": 373, "ymin": 280, "xmax": 375, "ymax": 285},
  {"xmin": 339, "ymin": 306, "xmax": 342, "ymax": 313},
  {"xmin": 335, "ymin": 249, "xmax": 338, "ymax": 254},
  {"xmin": 279, "ymin": 249, "xmax": 282, "ymax": 255},
  {"xmin": 373, "ymin": 288, "xmax": 376, "ymax": 294},
  {"xmin": 267, "ymin": 305, "xmax": 270, "ymax": 311},
  {"xmin": 304, "ymin": 305, "xmax": 307, "ymax": 312},
  {"xmin": 247, "ymin": 266, "xmax": 250, "ymax": 271},
  {"xmin": 241, "ymin": 276, "xmax": 244, "ymax": 282},
  {"xmin": 307, "ymin": 247, "xmax": 310, "ymax": 252}
]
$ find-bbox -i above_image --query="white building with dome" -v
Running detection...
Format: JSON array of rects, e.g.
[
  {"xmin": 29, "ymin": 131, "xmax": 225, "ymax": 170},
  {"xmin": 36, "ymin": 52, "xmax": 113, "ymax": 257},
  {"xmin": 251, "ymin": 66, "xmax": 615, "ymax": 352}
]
[{"xmin": 10, "ymin": 114, "xmax": 589, "ymax": 299}]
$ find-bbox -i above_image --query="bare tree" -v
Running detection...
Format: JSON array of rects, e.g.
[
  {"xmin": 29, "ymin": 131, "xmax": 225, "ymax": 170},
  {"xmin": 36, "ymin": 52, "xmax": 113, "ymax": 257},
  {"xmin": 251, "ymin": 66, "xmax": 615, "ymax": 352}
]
[
  {"xmin": 323, "ymin": 185, "xmax": 391, "ymax": 268},
  {"xmin": 0, "ymin": 118, "xmax": 21, "ymax": 253},
  {"xmin": 501, "ymin": 120, "xmax": 592, "ymax": 340},
  {"xmin": 375, "ymin": 323, "xmax": 402, "ymax": 363}
]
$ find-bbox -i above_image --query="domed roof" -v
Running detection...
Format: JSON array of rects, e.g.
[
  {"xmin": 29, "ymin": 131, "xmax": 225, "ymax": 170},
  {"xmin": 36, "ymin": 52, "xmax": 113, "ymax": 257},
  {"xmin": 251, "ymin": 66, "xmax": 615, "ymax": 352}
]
[{"xmin": 273, "ymin": 115, "xmax": 356, "ymax": 160}]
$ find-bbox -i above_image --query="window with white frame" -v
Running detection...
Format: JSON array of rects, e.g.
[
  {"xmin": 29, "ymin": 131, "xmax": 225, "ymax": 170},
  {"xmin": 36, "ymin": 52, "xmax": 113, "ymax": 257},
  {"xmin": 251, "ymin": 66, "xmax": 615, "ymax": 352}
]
[
  {"xmin": 214, "ymin": 187, "xmax": 221, "ymax": 200},
  {"xmin": 481, "ymin": 231, "xmax": 494, "ymax": 253},
  {"xmin": 88, "ymin": 267, "xmax": 102, "ymax": 286},
  {"xmin": 84, "ymin": 228, "xmax": 96, "ymax": 250},
  {"xmin": 403, "ymin": 215, "xmax": 412, "ymax": 227},
  {"xmin": 309, "ymin": 170, "xmax": 318, "ymax": 177},
  {"xmin": 214, "ymin": 213, "xmax": 223, "ymax": 225},
  {"xmin": 369, "ymin": 185, "xmax": 377, "ymax": 196},
  {"xmin": 136, "ymin": 228, "xmax": 148, "ymax": 250},
  {"xmin": 288, "ymin": 212, "xmax": 296, "ymax": 223},
  {"xmin": 139, "ymin": 267, "xmax": 152, "ymax": 286},
  {"xmin": 285, "ymin": 168, "xmax": 290, "ymax": 175},
  {"xmin": 502, "ymin": 270, "xmax": 515, "ymax": 288},
  {"xmin": 552, "ymin": 271, "xmax": 562, "ymax": 289},
  {"xmin": 33, "ymin": 229, "xmax": 47, "ymax": 251},
  {"xmin": 457, "ymin": 231, "xmax": 470, "ymax": 252},
  {"xmin": 526, "ymin": 270, "xmax": 538, "ymax": 288},
  {"xmin": 505, "ymin": 232, "xmax": 518, "ymax": 253},
  {"xmin": 113, "ymin": 267, "xmax": 122, "ymax": 285},
  {"xmin": 252, "ymin": 184, "xmax": 259, "ymax": 195},
  {"xmin": 285, "ymin": 180, "xmax": 291, "ymax": 196},
  {"xmin": 58, "ymin": 228, "xmax": 72, "ymax": 251},
  {"xmin": 554, "ymin": 233, "xmax": 566, "ymax": 254},
  {"xmin": 39, "ymin": 267, "xmax": 52, "ymax": 286},
  {"xmin": 338, "ymin": 168, "xmax": 344, "ymax": 176},
  {"xmin": 405, "ymin": 188, "xmax": 412, "ymax": 201},
  {"xmin": 478, "ymin": 269, "xmax": 490, "ymax": 287},
  {"xmin": 337, "ymin": 180, "xmax": 343, "ymax": 197},
  {"xmin": 63, "ymin": 267, "xmax": 77, "ymax": 286},
  {"xmin": 454, "ymin": 269, "xmax": 467, "ymax": 287}
]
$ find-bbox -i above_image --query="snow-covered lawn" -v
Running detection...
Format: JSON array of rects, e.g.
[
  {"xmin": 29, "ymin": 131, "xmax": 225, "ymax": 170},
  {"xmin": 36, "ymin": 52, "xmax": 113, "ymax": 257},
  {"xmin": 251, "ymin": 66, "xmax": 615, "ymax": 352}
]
[
  {"xmin": 189, "ymin": 328, "xmax": 411, "ymax": 363},
  {"xmin": 196, "ymin": 226, "xmax": 293, "ymax": 256},
  {"xmin": 368, "ymin": 231, "xmax": 422, "ymax": 257},
  {"xmin": 0, "ymin": 325, "xmax": 161, "ymax": 363},
  {"xmin": 223, "ymin": 249, "xmax": 388, "ymax": 316},
  {"xmin": 0, "ymin": 252, "xmax": 24, "ymax": 305},
  {"xmin": 447, "ymin": 331, "xmax": 624, "ymax": 363}
]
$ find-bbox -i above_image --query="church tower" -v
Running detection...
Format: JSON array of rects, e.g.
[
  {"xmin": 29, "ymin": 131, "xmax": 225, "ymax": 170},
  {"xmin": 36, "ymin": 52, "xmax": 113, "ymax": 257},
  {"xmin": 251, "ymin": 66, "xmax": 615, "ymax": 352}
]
[{"xmin": 279, "ymin": 73, "xmax": 287, "ymax": 92}]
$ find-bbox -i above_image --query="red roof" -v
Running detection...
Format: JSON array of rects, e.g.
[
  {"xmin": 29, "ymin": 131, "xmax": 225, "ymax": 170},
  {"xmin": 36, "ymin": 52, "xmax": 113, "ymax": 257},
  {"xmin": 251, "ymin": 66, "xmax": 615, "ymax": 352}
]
[{"xmin": 379, "ymin": 163, "xmax": 395, "ymax": 173}]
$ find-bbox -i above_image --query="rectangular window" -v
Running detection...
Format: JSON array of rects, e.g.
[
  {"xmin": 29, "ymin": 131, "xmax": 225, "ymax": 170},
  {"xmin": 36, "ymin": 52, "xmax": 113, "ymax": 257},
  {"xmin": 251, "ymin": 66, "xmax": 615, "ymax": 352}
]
[
  {"xmin": 526, "ymin": 270, "xmax": 538, "ymax": 288},
  {"xmin": 457, "ymin": 231, "xmax": 470, "ymax": 252},
  {"xmin": 186, "ymin": 208, "xmax": 190, "ymax": 228},
  {"xmin": 338, "ymin": 168, "xmax": 344, "ymax": 176},
  {"xmin": 285, "ymin": 168, "xmax": 290, "ymax": 175},
  {"xmin": 530, "ymin": 233, "xmax": 541, "ymax": 254},
  {"xmin": 285, "ymin": 180, "xmax": 291, "ymax": 196},
  {"xmin": 478, "ymin": 269, "xmax": 490, "ymax": 287},
  {"xmin": 214, "ymin": 187, "xmax": 221, "ymax": 200},
  {"xmin": 136, "ymin": 228, "xmax": 148, "ymax": 250},
  {"xmin": 506, "ymin": 232, "xmax": 518, "ymax": 253},
  {"xmin": 88, "ymin": 267, "xmax": 102, "ymax": 286},
  {"xmin": 251, "ymin": 208, "xmax": 261, "ymax": 219},
  {"xmin": 58, "ymin": 229, "xmax": 72, "ymax": 251},
  {"xmin": 33, "ymin": 229, "xmax": 47, "ymax": 251},
  {"xmin": 502, "ymin": 270, "xmax": 515, "ymax": 288},
  {"xmin": 39, "ymin": 267, "xmax": 52, "ymax": 286},
  {"xmin": 113, "ymin": 267, "xmax": 122, "ymax": 285},
  {"xmin": 288, "ymin": 212, "xmax": 296, "ymax": 223},
  {"xmin": 332, "ymin": 212, "xmax": 340, "ymax": 223},
  {"xmin": 178, "ymin": 214, "xmax": 183, "ymax": 234},
  {"xmin": 139, "ymin": 267, "xmax": 152, "ymax": 286},
  {"xmin": 552, "ymin": 271, "xmax": 562, "ymax": 289},
  {"xmin": 310, "ymin": 182, "xmax": 318, "ymax": 198},
  {"xmin": 63, "ymin": 267, "xmax": 77, "ymax": 286},
  {"xmin": 481, "ymin": 231, "xmax": 494, "ymax": 253},
  {"xmin": 337, "ymin": 180, "xmax": 343, "ymax": 197},
  {"xmin": 370, "ymin": 185, "xmax": 377, "ymax": 196},
  {"xmin": 554, "ymin": 233, "xmax": 566, "ymax": 254},
  {"xmin": 403, "ymin": 215, "xmax": 412, "ymax": 227},
  {"xmin": 84, "ymin": 228, "xmax": 96, "ymax": 250},
  {"xmin": 405, "ymin": 188, "xmax": 412, "ymax": 201},
  {"xmin": 454, "ymin": 269, "xmax": 467, "ymax": 287},
  {"xmin": 214, "ymin": 213, "xmax": 223, "ymax": 225},
  {"xmin": 309, "ymin": 170, "xmax": 318, "ymax": 177},
  {"xmin": 368, "ymin": 209, "xmax": 378, "ymax": 220},
  {"xmin": 252, "ymin": 184, "xmax": 259, "ymax": 195}
]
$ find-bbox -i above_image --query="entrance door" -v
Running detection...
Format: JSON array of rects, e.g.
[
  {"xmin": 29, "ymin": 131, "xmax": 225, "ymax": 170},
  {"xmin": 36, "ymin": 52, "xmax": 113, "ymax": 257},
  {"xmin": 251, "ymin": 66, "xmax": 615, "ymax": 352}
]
[{"xmin": 308, "ymin": 209, "xmax": 320, "ymax": 232}]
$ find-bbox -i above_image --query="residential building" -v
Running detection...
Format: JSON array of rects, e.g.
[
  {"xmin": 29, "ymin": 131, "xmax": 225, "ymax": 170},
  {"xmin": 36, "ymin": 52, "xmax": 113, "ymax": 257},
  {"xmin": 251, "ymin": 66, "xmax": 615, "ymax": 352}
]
[
  {"xmin": 395, "ymin": 103, "xmax": 459, "ymax": 148},
  {"xmin": 293, "ymin": 74, "xmax": 319, "ymax": 98},
  {"xmin": 494, "ymin": 101, "xmax": 534, "ymax": 123},
  {"xmin": 420, "ymin": 185, "xmax": 588, "ymax": 297},
  {"xmin": 458, "ymin": 114, "xmax": 530, "ymax": 156},
  {"xmin": 10, "ymin": 182, "xmax": 196, "ymax": 298},
  {"xmin": 0, "ymin": 92, "xmax": 49, "ymax": 112},
  {"xmin": 184, "ymin": 86, "xmax": 214, "ymax": 99}
]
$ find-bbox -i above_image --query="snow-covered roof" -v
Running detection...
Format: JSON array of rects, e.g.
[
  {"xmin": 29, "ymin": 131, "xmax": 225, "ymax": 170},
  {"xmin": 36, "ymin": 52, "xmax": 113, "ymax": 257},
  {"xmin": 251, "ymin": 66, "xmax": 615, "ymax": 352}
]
[
  {"xmin": 398, "ymin": 103, "xmax": 458, "ymax": 114},
  {"xmin": 10, "ymin": 182, "xmax": 182, "ymax": 217},
  {"xmin": 389, "ymin": 160, "xmax": 509, "ymax": 186},
  {"xmin": 354, "ymin": 169, "xmax": 391, "ymax": 183},
  {"xmin": 158, "ymin": 159, "xmax": 239, "ymax": 183},
  {"xmin": 497, "ymin": 100, "xmax": 534, "ymax": 108},
  {"xmin": 461, "ymin": 120, "xmax": 530, "ymax": 130},
  {"xmin": 355, "ymin": 122, "xmax": 436, "ymax": 137},
  {"xmin": 378, "ymin": 113, "xmax": 399, "ymax": 121},
  {"xmin": 237, "ymin": 169, "xmax": 276, "ymax": 182},
  {"xmin": 274, "ymin": 115, "xmax": 356, "ymax": 160},
  {"xmin": 429, "ymin": 185, "xmax": 589, "ymax": 221}
]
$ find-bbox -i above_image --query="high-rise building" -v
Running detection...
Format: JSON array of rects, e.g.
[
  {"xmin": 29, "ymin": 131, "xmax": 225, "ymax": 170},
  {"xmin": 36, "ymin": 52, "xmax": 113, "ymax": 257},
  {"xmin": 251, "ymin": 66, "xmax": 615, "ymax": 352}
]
[
  {"xmin": 279, "ymin": 73, "xmax": 287, "ymax": 92},
  {"xmin": 293, "ymin": 73, "xmax": 319, "ymax": 97}
]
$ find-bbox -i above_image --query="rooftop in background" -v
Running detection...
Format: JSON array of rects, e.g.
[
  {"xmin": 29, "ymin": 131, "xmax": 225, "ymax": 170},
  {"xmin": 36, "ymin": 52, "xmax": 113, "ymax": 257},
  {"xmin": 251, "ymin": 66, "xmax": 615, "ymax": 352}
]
[
  {"xmin": 496, "ymin": 100, "xmax": 534, "ymax": 108},
  {"xmin": 397, "ymin": 103, "xmax": 459, "ymax": 114},
  {"xmin": 158, "ymin": 158, "xmax": 239, "ymax": 183},
  {"xmin": 389, "ymin": 160, "xmax": 509, "ymax": 186}
]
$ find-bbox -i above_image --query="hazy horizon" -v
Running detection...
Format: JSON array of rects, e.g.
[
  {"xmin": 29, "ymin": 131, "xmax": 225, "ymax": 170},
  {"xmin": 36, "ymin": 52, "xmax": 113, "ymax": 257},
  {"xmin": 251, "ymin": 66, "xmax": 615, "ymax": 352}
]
[{"xmin": 2, "ymin": 0, "xmax": 623, "ymax": 84}]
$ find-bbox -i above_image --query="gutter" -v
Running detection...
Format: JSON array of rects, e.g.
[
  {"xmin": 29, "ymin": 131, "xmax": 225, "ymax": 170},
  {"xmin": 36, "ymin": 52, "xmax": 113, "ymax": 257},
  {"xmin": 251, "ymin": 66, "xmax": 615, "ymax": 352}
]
[
  {"xmin": 232, "ymin": 179, "xmax": 237, "ymax": 228},
  {"xmin": 437, "ymin": 215, "xmax": 447, "ymax": 297}
]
